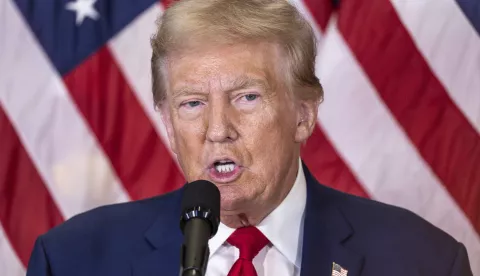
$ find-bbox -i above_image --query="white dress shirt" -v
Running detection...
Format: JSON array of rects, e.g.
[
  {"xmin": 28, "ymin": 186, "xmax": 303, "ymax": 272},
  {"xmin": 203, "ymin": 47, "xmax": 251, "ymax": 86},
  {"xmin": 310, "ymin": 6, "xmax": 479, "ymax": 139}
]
[{"xmin": 206, "ymin": 158, "xmax": 307, "ymax": 276}]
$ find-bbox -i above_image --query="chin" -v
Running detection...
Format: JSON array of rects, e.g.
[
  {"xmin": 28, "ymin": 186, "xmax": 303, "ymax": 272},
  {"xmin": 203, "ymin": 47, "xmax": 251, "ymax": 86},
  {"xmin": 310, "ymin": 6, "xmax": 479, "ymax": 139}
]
[
  {"xmin": 216, "ymin": 179, "xmax": 257, "ymax": 212},
  {"xmin": 219, "ymin": 197, "xmax": 238, "ymax": 213},
  {"xmin": 219, "ymin": 193, "xmax": 247, "ymax": 214}
]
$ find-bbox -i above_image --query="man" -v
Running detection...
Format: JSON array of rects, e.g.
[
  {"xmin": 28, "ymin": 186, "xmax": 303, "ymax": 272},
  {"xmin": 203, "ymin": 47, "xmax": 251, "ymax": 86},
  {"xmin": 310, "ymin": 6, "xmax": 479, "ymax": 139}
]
[{"xmin": 27, "ymin": 0, "xmax": 472, "ymax": 275}]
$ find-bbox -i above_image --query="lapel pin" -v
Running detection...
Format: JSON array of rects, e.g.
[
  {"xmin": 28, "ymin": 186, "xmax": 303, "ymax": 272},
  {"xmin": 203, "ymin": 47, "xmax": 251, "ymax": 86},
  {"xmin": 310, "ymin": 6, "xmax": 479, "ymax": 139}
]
[{"xmin": 331, "ymin": 262, "xmax": 348, "ymax": 276}]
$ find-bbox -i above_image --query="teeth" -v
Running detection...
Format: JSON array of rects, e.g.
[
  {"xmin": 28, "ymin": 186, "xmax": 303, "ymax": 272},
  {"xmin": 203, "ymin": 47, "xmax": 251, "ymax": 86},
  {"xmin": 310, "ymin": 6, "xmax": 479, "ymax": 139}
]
[{"xmin": 215, "ymin": 163, "xmax": 235, "ymax": 173}]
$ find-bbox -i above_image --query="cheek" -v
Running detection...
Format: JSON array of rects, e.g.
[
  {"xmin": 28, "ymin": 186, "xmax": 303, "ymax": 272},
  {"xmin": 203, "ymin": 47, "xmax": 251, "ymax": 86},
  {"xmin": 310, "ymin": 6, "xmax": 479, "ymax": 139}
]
[
  {"xmin": 238, "ymin": 107, "xmax": 294, "ymax": 163},
  {"xmin": 173, "ymin": 113, "xmax": 205, "ymax": 144},
  {"xmin": 172, "ymin": 120, "xmax": 206, "ymax": 174}
]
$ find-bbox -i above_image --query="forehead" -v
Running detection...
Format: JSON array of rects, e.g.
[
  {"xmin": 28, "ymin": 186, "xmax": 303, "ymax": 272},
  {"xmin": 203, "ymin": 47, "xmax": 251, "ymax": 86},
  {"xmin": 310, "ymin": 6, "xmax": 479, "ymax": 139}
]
[{"xmin": 165, "ymin": 42, "xmax": 282, "ymax": 94}]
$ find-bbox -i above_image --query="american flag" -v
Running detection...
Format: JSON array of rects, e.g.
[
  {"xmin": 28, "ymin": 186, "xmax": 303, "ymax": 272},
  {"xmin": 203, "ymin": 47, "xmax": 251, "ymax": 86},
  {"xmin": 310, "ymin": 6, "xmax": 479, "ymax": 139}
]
[
  {"xmin": 0, "ymin": 0, "xmax": 479, "ymax": 275},
  {"xmin": 332, "ymin": 262, "xmax": 348, "ymax": 276}
]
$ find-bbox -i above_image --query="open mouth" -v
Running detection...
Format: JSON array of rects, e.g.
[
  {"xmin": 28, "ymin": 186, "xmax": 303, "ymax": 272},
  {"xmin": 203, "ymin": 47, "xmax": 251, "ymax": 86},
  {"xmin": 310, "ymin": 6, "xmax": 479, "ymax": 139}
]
[
  {"xmin": 213, "ymin": 160, "xmax": 236, "ymax": 173},
  {"xmin": 207, "ymin": 158, "xmax": 243, "ymax": 183}
]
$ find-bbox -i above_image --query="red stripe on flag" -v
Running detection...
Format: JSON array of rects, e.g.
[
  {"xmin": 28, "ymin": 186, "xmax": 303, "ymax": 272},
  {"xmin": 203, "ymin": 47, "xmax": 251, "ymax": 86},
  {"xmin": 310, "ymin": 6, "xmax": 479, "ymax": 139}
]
[
  {"xmin": 302, "ymin": 0, "xmax": 335, "ymax": 31},
  {"xmin": 301, "ymin": 124, "xmax": 370, "ymax": 198},
  {"xmin": 63, "ymin": 47, "xmax": 185, "ymax": 200},
  {"xmin": 0, "ymin": 106, "xmax": 64, "ymax": 266},
  {"xmin": 336, "ymin": 0, "xmax": 480, "ymax": 232}
]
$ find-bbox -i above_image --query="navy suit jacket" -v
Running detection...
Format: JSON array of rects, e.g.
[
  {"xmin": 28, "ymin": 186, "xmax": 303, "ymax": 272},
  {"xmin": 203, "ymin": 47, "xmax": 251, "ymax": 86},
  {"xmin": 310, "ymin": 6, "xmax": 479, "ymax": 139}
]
[{"xmin": 27, "ymin": 163, "xmax": 472, "ymax": 276}]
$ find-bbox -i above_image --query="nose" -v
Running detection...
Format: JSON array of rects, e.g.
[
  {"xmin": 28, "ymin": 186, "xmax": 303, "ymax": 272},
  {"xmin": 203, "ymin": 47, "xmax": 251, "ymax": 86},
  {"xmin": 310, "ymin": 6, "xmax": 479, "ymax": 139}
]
[{"xmin": 205, "ymin": 100, "xmax": 238, "ymax": 143}]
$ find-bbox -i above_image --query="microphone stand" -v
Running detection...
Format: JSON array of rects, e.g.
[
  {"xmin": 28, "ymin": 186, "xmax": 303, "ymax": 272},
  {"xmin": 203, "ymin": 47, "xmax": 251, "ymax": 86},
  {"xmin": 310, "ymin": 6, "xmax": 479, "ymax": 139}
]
[
  {"xmin": 179, "ymin": 235, "xmax": 209, "ymax": 276},
  {"xmin": 180, "ymin": 208, "xmax": 215, "ymax": 276}
]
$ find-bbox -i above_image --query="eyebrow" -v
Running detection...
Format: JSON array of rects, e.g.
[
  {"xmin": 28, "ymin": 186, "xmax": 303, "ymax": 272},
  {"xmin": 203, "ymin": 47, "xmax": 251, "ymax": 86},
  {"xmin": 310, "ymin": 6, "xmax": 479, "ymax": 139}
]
[
  {"xmin": 225, "ymin": 76, "xmax": 270, "ymax": 93},
  {"xmin": 172, "ymin": 76, "xmax": 270, "ymax": 99}
]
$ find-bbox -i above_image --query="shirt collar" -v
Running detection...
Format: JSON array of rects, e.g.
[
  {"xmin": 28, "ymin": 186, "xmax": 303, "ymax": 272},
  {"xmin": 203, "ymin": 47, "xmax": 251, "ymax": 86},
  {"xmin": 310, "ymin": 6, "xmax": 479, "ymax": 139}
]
[{"xmin": 208, "ymin": 158, "xmax": 307, "ymax": 268}]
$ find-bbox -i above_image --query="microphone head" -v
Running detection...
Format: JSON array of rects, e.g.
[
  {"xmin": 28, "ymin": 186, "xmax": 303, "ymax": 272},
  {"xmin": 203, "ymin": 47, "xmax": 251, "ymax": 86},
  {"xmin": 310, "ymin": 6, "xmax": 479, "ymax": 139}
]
[{"xmin": 180, "ymin": 180, "xmax": 221, "ymax": 237}]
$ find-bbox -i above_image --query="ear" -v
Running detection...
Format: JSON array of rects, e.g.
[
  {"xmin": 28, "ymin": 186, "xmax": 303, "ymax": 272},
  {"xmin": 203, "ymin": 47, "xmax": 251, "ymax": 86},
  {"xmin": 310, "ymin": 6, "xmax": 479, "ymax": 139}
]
[
  {"xmin": 159, "ymin": 103, "xmax": 178, "ymax": 154},
  {"xmin": 294, "ymin": 97, "xmax": 319, "ymax": 144}
]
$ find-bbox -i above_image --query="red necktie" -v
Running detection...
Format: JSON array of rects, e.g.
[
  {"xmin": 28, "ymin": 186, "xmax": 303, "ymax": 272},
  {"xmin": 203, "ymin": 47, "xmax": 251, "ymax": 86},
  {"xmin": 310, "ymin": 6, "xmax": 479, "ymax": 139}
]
[{"xmin": 226, "ymin": 226, "xmax": 270, "ymax": 276}]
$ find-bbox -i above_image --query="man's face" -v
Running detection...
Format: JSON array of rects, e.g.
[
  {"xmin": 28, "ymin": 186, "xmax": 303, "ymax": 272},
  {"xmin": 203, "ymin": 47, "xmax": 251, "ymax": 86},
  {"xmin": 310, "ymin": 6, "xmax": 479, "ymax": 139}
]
[{"xmin": 161, "ymin": 42, "xmax": 313, "ymax": 222}]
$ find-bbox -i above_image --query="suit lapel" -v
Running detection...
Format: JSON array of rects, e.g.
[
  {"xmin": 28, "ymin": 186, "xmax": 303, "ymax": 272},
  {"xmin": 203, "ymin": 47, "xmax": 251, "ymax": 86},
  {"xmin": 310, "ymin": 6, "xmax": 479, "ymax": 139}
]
[
  {"xmin": 300, "ymin": 163, "xmax": 364, "ymax": 276},
  {"xmin": 131, "ymin": 189, "xmax": 184, "ymax": 276}
]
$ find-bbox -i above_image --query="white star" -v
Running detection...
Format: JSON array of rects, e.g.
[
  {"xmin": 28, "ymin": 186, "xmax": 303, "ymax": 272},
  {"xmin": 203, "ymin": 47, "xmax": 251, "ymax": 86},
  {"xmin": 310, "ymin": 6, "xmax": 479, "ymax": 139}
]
[{"xmin": 65, "ymin": 0, "xmax": 99, "ymax": 26}]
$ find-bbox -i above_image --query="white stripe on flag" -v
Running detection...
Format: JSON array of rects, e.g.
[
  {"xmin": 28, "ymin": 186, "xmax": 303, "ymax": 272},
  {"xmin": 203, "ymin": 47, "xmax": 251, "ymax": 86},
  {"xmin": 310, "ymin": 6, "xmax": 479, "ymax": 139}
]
[
  {"xmin": 391, "ymin": 0, "xmax": 480, "ymax": 133},
  {"xmin": 316, "ymin": 20, "xmax": 480, "ymax": 272},
  {"xmin": 0, "ymin": 225, "xmax": 25, "ymax": 276},
  {"xmin": 0, "ymin": 0, "xmax": 130, "ymax": 219},
  {"xmin": 109, "ymin": 4, "xmax": 176, "ymax": 158}
]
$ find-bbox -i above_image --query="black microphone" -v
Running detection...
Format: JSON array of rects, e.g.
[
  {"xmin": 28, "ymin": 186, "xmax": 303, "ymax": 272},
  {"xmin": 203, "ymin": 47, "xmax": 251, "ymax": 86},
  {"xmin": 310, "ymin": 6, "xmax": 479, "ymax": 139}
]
[{"xmin": 179, "ymin": 180, "xmax": 220, "ymax": 276}]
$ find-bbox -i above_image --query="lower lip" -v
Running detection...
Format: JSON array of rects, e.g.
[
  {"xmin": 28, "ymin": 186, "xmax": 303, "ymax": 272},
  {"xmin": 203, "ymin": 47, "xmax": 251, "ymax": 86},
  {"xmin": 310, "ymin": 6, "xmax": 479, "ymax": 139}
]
[{"xmin": 208, "ymin": 165, "xmax": 243, "ymax": 183}]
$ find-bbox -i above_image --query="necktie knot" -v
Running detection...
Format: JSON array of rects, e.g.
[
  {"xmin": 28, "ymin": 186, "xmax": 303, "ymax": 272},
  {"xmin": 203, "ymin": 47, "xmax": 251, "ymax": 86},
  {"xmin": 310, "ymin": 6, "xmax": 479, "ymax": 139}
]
[{"xmin": 227, "ymin": 226, "xmax": 270, "ymax": 261}]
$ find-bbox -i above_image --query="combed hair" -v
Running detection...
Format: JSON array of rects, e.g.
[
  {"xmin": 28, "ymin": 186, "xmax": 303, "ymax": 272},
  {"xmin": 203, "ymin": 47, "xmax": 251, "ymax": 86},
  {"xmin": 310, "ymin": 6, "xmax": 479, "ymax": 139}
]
[{"xmin": 150, "ymin": 0, "xmax": 323, "ymax": 106}]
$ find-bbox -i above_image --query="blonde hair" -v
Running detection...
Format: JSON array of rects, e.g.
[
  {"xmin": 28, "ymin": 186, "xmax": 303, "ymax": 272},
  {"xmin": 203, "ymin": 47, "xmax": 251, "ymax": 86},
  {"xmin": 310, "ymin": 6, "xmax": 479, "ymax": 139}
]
[{"xmin": 150, "ymin": 0, "xmax": 323, "ymax": 106}]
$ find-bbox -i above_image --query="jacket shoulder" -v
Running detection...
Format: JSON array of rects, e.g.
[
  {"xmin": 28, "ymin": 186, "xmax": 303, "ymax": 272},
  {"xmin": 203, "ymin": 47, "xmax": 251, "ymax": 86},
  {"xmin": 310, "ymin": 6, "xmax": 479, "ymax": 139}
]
[
  {"xmin": 35, "ymin": 189, "xmax": 182, "ymax": 274},
  {"xmin": 339, "ymin": 190, "xmax": 457, "ymax": 245},
  {"xmin": 325, "ymin": 186, "xmax": 467, "ymax": 273},
  {"xmin": 44, "ymin": 189, "xmax": 181, "ymax": 242}
]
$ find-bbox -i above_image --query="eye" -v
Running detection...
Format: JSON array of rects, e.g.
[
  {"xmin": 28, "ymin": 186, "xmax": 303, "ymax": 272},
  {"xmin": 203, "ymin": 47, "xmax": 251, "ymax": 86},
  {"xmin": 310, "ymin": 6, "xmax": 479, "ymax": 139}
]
[
  {"xmin": 181, "ymin": 100, "xmax": 203, "ymax": 109},
  {"xmin": 186, "ymin": 101, "xmax": 201, "ymax": 107},
  {"xmin": 244, "ymin": 94, "xmax": 258, "ymax": 101},
  {"xmin": 235, "ymin": 93, "xmax": 260, "ymax": 109},
  {"xmin": 237, "ymin": 93, "xmax": 259, "ymax": 103}
]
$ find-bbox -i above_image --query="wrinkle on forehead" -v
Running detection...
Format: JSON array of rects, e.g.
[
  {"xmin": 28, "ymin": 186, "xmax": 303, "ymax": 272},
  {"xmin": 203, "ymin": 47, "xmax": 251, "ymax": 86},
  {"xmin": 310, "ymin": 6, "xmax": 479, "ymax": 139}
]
[{"xmin": 165, "ymin": 42, "xmax": 284, "ymax": 98}]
